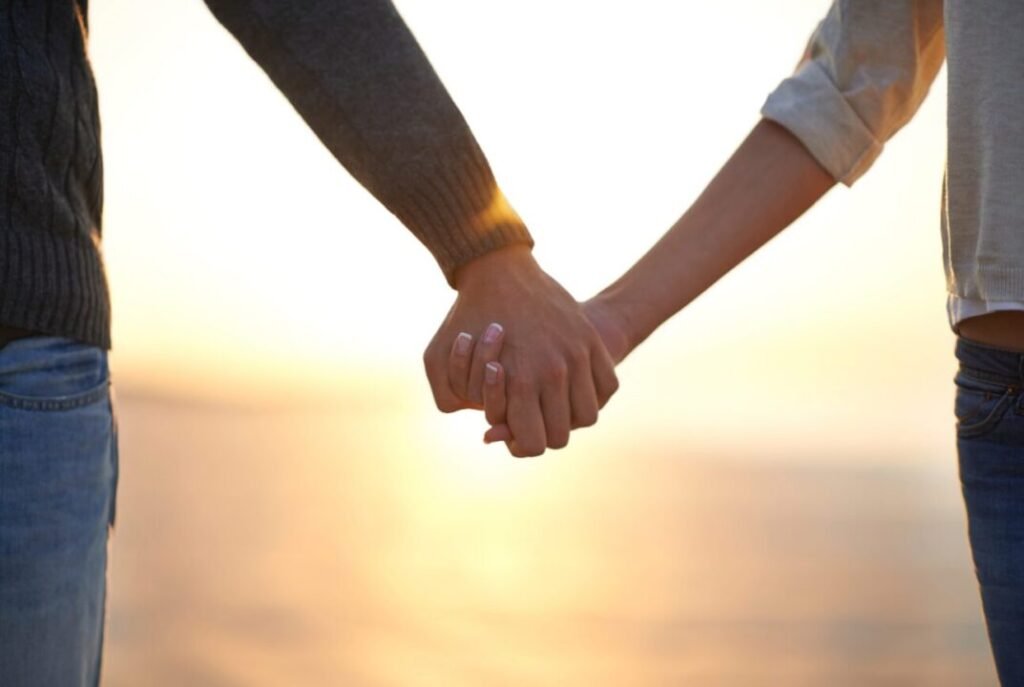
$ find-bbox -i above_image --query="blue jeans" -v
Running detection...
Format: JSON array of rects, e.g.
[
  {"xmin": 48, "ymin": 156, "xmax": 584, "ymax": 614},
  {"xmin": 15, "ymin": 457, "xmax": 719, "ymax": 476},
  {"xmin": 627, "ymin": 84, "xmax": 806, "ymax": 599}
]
[
  {"xmin": 0, "ymin": 336, "xmax": 117, "ymax": 686},
  {"xmin": 956, "ymin": 336, "xmax": 1024, "ymax": 685}
]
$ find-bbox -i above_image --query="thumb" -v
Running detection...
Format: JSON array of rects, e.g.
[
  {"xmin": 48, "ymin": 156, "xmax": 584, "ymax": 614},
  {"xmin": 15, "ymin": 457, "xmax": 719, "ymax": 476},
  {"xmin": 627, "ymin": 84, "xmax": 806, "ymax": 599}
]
[{"xmin": 484, "ymin": 423, "xmax": 513, "ymax": 444}]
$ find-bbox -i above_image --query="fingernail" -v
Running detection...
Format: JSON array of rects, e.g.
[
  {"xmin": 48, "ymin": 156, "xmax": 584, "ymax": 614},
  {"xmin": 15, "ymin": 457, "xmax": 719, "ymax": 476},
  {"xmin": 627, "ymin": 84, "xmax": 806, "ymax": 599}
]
[
  {"xmin": 485, "ymin": 362, "xmax": 500, "ymax": 384},
  {"xmin": 483, "ymin": 322, "xmax": 503, "ymax": 344},
  {"xmin": 455, "ymin": 332, "xmax": 472, "ymax": 355}
]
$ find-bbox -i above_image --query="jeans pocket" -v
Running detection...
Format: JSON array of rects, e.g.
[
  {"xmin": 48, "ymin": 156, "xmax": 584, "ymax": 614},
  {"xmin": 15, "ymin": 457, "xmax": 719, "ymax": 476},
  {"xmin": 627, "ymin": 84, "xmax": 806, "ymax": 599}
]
[
  {"xmin": 955, "ymin": 373, "xmax": 1015, "ymax": 439},
  {"xmin": 0, "ymin": 336, "xmax": 109, "ymax": 411}
]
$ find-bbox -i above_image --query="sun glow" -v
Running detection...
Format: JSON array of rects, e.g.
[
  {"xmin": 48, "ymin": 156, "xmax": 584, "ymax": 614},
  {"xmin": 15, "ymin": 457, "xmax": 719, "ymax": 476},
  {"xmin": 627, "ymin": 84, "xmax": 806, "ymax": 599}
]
[
  {"xmin": 92, "ymin": 0, "xmax": 949, "ymax": 461},
  {"xmin": 475, "ymin": 187, "xmax": 524, "ymax": 236},
  {"xmin": 86, "ymin": 3, "xmax": 992, "ymax": 685}
]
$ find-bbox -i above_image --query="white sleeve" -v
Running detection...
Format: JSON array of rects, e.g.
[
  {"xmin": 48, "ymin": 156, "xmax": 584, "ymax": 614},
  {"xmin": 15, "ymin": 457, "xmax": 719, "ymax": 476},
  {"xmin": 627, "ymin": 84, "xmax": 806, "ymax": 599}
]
[{"xmin": 761, "ymin": 0, "xmax": 945, "ymax": 185}]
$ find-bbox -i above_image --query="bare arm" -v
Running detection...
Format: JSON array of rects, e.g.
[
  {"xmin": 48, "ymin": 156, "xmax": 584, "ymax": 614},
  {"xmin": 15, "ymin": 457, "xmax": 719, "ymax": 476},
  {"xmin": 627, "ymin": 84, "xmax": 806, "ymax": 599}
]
[
  {"xmin": 455, "ymin": 0, "xmax": 945, "ymax": 448},
  {"xmin": 473, "ymin": 119, "xmax": 834, "ymax": 445},
  {"xmin": 586, "ymin": 119, "xmax": 836, "ymax": 362},
  {"xmin": 588, "ymin": 0, "xmax": 946, "ymax": 357}
]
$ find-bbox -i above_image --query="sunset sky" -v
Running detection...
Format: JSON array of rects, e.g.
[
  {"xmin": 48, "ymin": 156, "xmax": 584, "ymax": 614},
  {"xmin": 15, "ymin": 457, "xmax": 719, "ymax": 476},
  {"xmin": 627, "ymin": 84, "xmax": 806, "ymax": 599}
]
[{"xmin": 89, "ymin": 0, "xmax": 954, "ymax": 464}]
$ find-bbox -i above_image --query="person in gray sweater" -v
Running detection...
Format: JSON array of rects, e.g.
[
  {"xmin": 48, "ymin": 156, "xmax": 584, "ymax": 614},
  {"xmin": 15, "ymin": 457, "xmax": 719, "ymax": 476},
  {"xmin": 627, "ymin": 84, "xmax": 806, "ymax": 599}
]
[{"xmin": 0, "ymin": 2, "xmax": 616, "ymax": 684}]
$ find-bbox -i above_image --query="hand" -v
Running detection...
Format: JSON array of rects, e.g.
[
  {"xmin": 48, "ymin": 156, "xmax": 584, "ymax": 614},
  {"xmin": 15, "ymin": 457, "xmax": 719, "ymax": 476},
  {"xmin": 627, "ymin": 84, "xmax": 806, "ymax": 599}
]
[
  {"xmin": 468, "ymin": 296, "xmax": 632, "ymax": 445},
  {"xmin": 423, "ymin": 246, "xmax": 618, "ymax": 457},
  {"xmin": 579, "ymin": 296, "xmax": 632, "ymax": 365}
]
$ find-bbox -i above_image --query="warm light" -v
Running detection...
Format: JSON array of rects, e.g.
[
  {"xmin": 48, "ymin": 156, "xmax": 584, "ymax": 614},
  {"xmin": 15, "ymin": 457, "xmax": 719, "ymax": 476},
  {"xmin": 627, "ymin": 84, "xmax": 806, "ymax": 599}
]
[
  {"xmin": 475, "ymin": 188, "xmax": 523, "ymax": 235},
  {"xmin": 88, "ymin": 3, "xmax": 984, "ymax": 685}
]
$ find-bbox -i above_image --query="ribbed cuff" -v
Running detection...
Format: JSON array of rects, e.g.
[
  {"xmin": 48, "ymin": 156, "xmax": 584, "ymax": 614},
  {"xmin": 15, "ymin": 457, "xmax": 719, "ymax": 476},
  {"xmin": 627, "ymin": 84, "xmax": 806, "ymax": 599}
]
[
  {"xmin": 0, "ymin": 227, "xmax": 111, "ymax": 350},
  {"xmin": 384, "ymin": 148, "xmax": 535, "ymax": 286},
  {"xmin": 761, "ymin": 59, "xmax": 883, "ymax": 186}
]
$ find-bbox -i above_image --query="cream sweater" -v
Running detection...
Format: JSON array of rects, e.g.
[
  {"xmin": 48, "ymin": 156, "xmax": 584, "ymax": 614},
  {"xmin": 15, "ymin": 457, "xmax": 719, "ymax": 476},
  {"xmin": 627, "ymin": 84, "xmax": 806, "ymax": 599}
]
[{"xmin": 760, "ymin": 0, "xmax": 1024, "ymax": 330}]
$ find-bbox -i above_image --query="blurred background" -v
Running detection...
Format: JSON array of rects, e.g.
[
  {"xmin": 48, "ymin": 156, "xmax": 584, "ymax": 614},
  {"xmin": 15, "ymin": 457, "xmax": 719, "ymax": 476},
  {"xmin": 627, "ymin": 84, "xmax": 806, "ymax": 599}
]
[{"xmin": 90, "ymin": 0, "xmax": 996, "ymax": 684}]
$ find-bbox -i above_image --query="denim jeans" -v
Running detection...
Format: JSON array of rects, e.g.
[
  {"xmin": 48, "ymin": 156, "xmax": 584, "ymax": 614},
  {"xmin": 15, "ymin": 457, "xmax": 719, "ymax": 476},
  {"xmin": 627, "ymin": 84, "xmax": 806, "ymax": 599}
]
[
  {"xmin": 956, "ymin": 336, "xmax": 1024, "ymax": 686},
  {"xmin": 0, "ymin": 336, "xmax": 117, "ymax": 687}
]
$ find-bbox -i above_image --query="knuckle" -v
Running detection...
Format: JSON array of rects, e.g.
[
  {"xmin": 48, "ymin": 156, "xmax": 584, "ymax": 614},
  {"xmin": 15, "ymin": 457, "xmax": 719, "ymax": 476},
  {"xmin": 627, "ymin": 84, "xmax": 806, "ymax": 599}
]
[
  {"xmin": 436, "ymin": 401, "xmax": 457, "ymax": 414},
  {"xmin": 568, "ymin": 347, "xmax": 589, "ymax": 368},
  {"xmin": 513, "ymin": 439, "xmax": 545, "ymax": 458},
  {"xmin": 423, "ymin": 337, "xmax": 439, "ymax": 360},
  {"xmin": 603, "ymin": 372, "xmax": 621, "ymax": 396},
  {"xmin": 542, "ymin": 362, "xmax": 569, "ymax": 385},
  {"xmin": 508, "ymin": 374, "xmax": 533, "ymax": 395},
  {"xmin": 574, "ymin": 410, "xmax": 598, "ymax": 429},
  {"xmin": 434, "ymin": 395, "xmax": 460, "ymax": 413},
  {"xmin": 548, "ymin": 434, "xmax": 569, "ymax": 450},
  {"xmin": 423, "ymin": 351, "xmax": 439, "ymax": 376}
]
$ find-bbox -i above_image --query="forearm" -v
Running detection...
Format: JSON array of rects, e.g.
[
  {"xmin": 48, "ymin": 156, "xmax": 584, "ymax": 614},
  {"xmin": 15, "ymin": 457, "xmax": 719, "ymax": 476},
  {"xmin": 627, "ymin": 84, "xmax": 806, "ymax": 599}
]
[
  {"xmin": 204, "ymin": 0, "xmax": 533, "ymax": 283},
  {"xmin": 595, "ymin": 119, "xmax": 835, "ymax": 355}
]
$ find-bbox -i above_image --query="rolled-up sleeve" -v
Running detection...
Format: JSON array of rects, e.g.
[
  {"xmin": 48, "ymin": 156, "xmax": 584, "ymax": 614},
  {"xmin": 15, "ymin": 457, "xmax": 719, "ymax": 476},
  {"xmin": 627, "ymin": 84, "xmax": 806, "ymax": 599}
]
[{"xmin": 761, "ymin": 1, "xmax": 945, "ymax": 185}]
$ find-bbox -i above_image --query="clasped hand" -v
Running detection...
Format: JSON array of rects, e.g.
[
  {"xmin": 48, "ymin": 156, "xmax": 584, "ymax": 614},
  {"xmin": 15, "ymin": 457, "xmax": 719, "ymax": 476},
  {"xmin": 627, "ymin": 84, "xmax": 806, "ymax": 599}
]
[{"xmin": 422, "ymin": 245, "xmax": 622, "ymax": 457}]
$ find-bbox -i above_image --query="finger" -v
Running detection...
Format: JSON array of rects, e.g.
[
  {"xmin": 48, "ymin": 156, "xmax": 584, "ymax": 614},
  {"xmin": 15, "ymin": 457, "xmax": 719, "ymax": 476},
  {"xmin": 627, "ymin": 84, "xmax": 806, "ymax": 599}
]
[
  {"xmin": 590, "ymin": 342, "xmax": 620, "ymax": 409},
  {"xmin": 447, "ymin": 332, "xmax": 477, "ymax": 406},
  {"xmin": 484, "ymin": 424, "xmax": 512, "ymax": 444},
  {"xmin": 569, "ymin": 354, "xmax": 600, "ymax": 429},
  {"xmin": 466, "ymin": 322, "xmax": 505, "ymax": 406},
  {"xmin": 540, "ymin": 375, "xmax": 571, "ymax": 450},
  {"xmin": 483, "ymin": 361, "xmax": 508, "ymax": 428},
  {"xmin": 424, "ymin": 342, "xmax": 470, "ymax": 413},
  {"xmin": 505, "ymin": 378, "xmax": 546, "ymax": 458}
]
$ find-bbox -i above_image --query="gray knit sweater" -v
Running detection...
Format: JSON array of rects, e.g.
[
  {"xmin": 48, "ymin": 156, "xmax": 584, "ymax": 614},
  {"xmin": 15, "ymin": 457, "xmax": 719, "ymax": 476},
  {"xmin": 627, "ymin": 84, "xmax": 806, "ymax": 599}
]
[{"xmin": 0, "ymin": 0, "xmax": 533, "ymax": 349}]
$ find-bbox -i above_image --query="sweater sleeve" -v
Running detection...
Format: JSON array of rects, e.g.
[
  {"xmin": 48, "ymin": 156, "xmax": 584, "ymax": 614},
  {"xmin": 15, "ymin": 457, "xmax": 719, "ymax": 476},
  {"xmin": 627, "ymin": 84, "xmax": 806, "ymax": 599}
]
[
  {"xmin": 760, "ymin": 0, "xmax": 945, "ymax": 186},
  {"xmin": 202, "ymin": 0, "xmax": 533, "ymax": 285}
]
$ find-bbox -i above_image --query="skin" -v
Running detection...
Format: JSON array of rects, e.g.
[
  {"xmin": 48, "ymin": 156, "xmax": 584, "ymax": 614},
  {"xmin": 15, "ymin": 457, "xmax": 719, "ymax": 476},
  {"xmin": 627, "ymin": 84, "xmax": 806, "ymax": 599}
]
[
  {"xmin": 459, "ymin": 118, "xmax": 1024, "ymax": 445},
  {"xmin": 580, "ymin": 119, "xmax": 837, "ymax": 360},
  {"xmin": 423, "ymin": 244, "xmax": 618, "ymax": 457},
  {"xmin": 466, "ymin": 119, "xmax": 835, "ymax": 444},
  {"xmin": 958, "ymin": 312, "xmax": 1024, "ymax": 353},
  {"xmin": 465, "ymin": 118, "xmax": 829, "ymax": 445}
]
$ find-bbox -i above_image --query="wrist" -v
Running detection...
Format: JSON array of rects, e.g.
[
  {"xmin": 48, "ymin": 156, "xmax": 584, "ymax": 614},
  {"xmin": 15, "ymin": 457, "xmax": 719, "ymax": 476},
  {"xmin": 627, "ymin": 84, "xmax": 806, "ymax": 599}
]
[
  {"xmin": 584, "ymin": 292, "xmax": 637, "ymax": 364},
  {"xmin": 452, "ymin": 244, "xmax": 539, "ymax": 293}
]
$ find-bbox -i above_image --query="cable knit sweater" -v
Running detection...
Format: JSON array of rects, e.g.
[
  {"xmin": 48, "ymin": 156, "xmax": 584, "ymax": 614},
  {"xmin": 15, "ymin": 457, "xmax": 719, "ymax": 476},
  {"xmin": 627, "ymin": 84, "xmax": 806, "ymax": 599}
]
[{"xmin": 0, "ymin": 0, "xmax": 533, "ymax": 349}]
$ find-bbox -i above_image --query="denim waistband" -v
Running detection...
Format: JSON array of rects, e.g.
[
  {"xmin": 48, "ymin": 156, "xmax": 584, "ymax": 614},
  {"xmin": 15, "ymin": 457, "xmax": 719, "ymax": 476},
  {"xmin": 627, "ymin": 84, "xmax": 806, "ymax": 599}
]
[
  {"xmin": 956, "ymin": 336, "xmax": 1024, "ymax": 387},
  {"xmin": 0, "ymin": 336, "xmax": 108, "ymax": 403}
]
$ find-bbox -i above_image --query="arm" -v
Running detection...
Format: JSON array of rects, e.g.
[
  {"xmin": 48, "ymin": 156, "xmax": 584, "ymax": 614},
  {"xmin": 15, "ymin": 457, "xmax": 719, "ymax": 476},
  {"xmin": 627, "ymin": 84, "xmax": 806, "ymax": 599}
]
[
  {"xmin": 203, "ymin": 0, "xmax": 617, "ymax": 456},
  {"xmin": 475, "ymin": 0, "xmax": 946, "ymax": 444},
  {"xmin": 202, "ymin": 0, "xmax": 531, "ymax": 279},
  {"xmin": 592, "ymin": 0, "xmax": 946, "ymax": 359},
  {"xmin": 586, "ymin": 119, "xmax": 834, "ymax": 361},
  {"xmin": 469, "ymin": 120, "xmax": 832, "ymax": 445}
]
